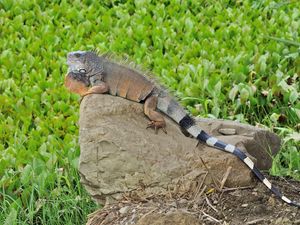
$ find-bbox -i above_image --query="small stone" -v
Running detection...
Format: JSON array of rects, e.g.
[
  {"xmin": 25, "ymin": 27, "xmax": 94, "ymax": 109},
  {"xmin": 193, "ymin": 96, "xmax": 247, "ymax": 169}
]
[
  {"xmin": 119, "ymin": 206, "xmax": 130, "ymax": 215},
  {"xmin": 169, "ymin": 202, "xmax": 177, "ymax": 208},
  {"xmin": 267, "ymin": 196, "xmax": 276, "ymax": 206},
  {"xmin": 241, "ymin": 204, "xmax": 248, "ymax": 207},
  {"xmin": 179, "ymin": 199, "xmax": 188, "ymax": 204},
  {"xmin": 252, "ymin": 191, "xmax": 258, "ymax": 196},
  {"xmin": 218, "ymin": 128, "xmax": 237, "ymax": 135}
]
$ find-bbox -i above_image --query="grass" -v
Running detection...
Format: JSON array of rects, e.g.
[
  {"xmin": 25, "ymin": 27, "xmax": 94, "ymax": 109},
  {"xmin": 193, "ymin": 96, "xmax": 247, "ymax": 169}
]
[
  {"xmin": 1, "ymin": 168, "xmax": 96, "ymax": 225},
  {"xmin": 0, "ymin": 0, "xmax": 299, "ymax": 224}
]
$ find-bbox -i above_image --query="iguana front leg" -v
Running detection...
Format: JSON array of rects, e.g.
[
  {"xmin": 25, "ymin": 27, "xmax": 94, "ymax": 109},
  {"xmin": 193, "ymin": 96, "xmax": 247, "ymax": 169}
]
[
  {"xmin": 65, "ymin": 73, "xmax": 108, "ymax": 99},
  {"xmin": 65, "ymin": 73, "xmax": 108, "ymax": 97},
  {"xmin": 76, "ymin": 83, "xmax": 108, "ymax": 103},
  {"xmin": 144, "ymin": 96, "xmax": 167, "ymax": 134},
  {"xmin": 80, "ymin": 82, "xmax": 109, "ymax": 97}
]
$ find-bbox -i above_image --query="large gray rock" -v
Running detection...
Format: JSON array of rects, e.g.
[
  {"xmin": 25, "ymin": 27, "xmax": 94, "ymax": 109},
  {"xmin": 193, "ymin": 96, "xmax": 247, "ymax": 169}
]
[{"xmin": 78, "ymin": 94, "xmax": 281, "ymax": 205}]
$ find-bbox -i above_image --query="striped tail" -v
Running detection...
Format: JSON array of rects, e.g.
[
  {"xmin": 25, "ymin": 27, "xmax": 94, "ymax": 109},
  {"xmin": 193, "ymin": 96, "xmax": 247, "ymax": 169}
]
[{"xmin": 157, "ymin": 97, "xmax": 300, "ymax": 208}]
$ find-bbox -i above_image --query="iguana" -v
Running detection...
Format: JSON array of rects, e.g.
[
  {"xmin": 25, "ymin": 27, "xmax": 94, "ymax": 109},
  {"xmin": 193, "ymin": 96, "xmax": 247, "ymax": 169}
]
[{"xmin": 65, "ymin": 50, "xmax": 300, "ymax": 208}]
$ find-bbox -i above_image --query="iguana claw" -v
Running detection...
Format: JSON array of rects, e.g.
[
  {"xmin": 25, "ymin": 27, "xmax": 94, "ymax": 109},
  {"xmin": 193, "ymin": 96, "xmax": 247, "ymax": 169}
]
[{"xmin": 146, "ymin": 121, "xmax": 167, "ymax": 134}]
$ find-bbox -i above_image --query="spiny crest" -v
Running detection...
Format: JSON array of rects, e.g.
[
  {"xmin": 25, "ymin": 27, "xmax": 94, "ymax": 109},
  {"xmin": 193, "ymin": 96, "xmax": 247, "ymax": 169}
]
[
  {"xmin": 90, "ymin": 48, "xmax": 114, "ymax": 59},
  {"xmin": 90, "ymin": 48, "xmax": 101, "ymax": 56},
  {"xmin": 89, "ymin": 48, "xmax": 182, "ymax": 99},
  {"xmin": 90, "ymin": 48, "xmax": 161, "ymax": 83}
]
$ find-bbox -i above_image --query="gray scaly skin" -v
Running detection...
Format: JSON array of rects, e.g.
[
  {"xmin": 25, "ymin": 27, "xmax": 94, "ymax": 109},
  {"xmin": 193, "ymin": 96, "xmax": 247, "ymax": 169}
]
[{"xmin": 65, "ymin": 50, "xmax": 300, "ymax": 208}]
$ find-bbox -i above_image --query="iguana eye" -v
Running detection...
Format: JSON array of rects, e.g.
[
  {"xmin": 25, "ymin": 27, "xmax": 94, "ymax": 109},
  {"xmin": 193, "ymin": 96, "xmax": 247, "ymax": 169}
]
[{"xmin": 79, "ymin": 68, "xmax": 86, "ymax": 73}]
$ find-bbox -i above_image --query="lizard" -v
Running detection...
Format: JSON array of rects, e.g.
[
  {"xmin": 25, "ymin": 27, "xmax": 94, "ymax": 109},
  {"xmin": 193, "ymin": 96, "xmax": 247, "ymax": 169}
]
[{"xmin": 64, "ymin": 50, "xmax": 300, "ymax": 208}]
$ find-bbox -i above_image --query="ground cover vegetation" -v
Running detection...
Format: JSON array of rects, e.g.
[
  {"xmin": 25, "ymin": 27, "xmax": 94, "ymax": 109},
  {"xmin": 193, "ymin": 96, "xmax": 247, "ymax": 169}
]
[{"xmin": 0, "ymin": 0, "xmax": 299, "ymax": 224}]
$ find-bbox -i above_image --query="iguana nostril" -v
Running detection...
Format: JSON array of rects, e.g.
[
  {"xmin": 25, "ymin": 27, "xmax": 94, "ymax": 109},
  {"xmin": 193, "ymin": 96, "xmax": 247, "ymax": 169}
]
[{"xmin": 74, "ymin": 53, "xmax": 81, "ymax": 58}]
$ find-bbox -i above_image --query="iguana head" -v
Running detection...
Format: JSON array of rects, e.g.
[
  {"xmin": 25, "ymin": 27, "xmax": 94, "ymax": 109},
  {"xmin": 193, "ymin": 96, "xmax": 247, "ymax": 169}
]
[
  {"xmin": 65, "ymin": 51, "xmax": 104, "ymax": 95},
  {"xmin": 67, "ymin": 50, "xmax": 104, "ymax": 79}
]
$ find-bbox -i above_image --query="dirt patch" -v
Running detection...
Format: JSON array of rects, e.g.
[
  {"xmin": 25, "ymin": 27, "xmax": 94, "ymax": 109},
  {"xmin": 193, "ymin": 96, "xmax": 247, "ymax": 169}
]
[{"xmin": 87, "ymin": 175, "xmax": 300, "ymax": 225}]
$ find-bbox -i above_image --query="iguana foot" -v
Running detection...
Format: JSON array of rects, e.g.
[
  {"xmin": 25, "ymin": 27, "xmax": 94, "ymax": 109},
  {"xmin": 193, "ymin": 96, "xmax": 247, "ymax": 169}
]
[
  {"xmin": 144, "ymin": 96, "xmax": 167, "ymax": 134},
  {"xmin": 146, "ymin": 121, "xmax": 167, "ymax": 134}
]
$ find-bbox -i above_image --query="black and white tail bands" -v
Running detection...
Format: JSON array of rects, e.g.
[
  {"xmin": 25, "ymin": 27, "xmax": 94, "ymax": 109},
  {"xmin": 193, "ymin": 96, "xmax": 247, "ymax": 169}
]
[{"xmin": 157, "ymin": 97, "xmax": 300, "ymax": 208}]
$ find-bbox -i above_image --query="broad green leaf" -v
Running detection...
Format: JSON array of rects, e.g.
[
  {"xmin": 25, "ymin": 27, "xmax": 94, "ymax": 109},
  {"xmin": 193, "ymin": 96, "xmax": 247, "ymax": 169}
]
[
  {"xmin": 4, "ymin": 208, "xmax": 17, "ymax": 225},
  {"xmin": 20, "ymin": 164, "xmax": 32, "ymax": 185}
]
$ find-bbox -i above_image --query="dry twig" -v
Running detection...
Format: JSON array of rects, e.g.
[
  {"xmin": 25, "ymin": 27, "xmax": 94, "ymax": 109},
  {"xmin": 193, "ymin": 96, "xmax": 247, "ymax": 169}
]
[
  {"xmin": 198, "ymin": 156, "xmax": 220, "ymax": 191},
  {"xmin": 246, "ymin": 218, "xmax": 265, "ymax": 224},
  {"xmin": 205, "ymin": 196, "xmax": 218, "ymax": 213},
  {"xmin": 220, "ymin": 166, "xmax": 232, "ymax": 190},
  {"xmin": 201, "ymin": 210, "xmax": 222, "ymax": 223},
  {"xmin": 193, "ymin": 172, "xmax": 208, "ymax": 201}
]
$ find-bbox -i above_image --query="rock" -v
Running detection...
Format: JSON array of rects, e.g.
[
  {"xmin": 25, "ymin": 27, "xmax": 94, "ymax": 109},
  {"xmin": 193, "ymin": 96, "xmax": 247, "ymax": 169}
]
[
  {"xmin": 78, "ymin": 94, "xmax": 281, "ymax": 205},
  {"xmin": 119, "ymin": 206, "xmax": 129, "ymax": 215},
  {"xmin": 218, "ymin": 128, "xmax": 237, "ymax": 135}
]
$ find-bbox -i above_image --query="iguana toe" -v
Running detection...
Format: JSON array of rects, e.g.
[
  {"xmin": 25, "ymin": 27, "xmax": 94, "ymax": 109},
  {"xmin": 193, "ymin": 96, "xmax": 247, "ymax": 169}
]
[{"xmin": 146, "ymin": 121, "xmax": 167, "ymax": 134}]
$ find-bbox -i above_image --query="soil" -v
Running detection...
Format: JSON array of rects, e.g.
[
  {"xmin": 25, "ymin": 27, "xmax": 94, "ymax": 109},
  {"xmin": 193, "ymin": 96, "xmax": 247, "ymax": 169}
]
[{"xmin": 87, "ymin": 175, "xmax": 300, "ymax": 225}]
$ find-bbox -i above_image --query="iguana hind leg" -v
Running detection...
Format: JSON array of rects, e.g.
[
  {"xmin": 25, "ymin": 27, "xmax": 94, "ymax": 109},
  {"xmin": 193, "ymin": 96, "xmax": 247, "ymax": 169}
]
[{"xmin": 144, "ymin": 96, "xmax": 167, "ymax": 134}]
